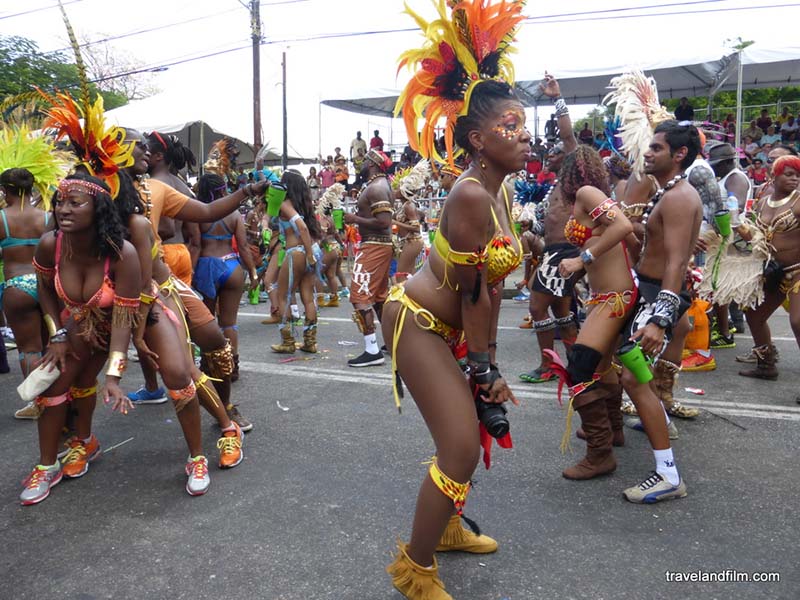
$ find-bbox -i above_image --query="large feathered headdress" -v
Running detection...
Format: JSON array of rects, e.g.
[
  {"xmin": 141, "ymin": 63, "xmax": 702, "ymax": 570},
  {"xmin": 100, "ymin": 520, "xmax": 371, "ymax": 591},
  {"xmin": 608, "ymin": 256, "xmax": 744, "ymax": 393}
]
[
  {"xmin": 603, "ymin": 70, "xmax": 674, "ymax": 177},
  {"xmin": 395, "ymin": 0, "xmax": 527, "ymax": 168},
  {"xmin": 204, "ymin": 137, "xmax": 239, "ymax": 177},
  {"xmin": 35, "ymin": 1, "xmax": 135, "ymax": 199},
  {"xmin": 392, "ymin": 159, "xmax": 431, "ymax": 201},
  {"xmin": 0, "ymin": 125, "xmax": 75, "ymax": 210},
  {"xmin": 316, "ymin": 183, "xmax": 345, "ymax": 216}
]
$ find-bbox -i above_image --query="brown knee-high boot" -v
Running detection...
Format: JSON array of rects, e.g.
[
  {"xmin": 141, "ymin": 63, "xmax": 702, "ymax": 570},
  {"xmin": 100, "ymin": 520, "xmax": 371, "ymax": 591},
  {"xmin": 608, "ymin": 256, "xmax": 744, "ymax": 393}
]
[
  {"xmin": 563, "ymin": 390, "xmax": 616, "ymax": 480},
  {"xmin": 576, "ymin": 383, "xmax": 624, "ymax": 447}
]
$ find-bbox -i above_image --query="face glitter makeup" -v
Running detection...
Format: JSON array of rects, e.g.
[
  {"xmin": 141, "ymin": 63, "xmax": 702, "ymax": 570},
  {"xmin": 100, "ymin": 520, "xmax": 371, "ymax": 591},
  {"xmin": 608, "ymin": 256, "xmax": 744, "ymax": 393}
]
[{"xmin": 492, "ymin": 109, "xmax": 526, "ymax": 141}]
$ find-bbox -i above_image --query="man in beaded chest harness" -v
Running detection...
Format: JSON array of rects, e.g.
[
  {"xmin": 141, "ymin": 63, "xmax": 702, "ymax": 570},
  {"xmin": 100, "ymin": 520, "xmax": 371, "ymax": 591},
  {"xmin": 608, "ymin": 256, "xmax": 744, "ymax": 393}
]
[
  {"xmin": 617, "ymin": 120, "xmax": 703, "ymax": 503},
  {"xmin": 344, "ymin": 149, "xmax": 395, "ymax": 367},
  {"xmin": 519, "ymin": 73, "xmax": 580, "ymax": 385}
]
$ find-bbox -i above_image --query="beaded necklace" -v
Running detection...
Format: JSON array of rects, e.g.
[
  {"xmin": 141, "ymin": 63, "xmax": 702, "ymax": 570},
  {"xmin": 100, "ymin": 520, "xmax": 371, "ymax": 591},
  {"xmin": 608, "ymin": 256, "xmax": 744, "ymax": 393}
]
[
  {"xmin": 639, "ymin": 173, "xmax": 686, "ymax": 261},
  {"xmin": 368, "ymin": 173, "xmax": 388, "ymax": 185},
  {"xmin": 137, "ymin": 174, "xmax": 153, "ymax": 220}
]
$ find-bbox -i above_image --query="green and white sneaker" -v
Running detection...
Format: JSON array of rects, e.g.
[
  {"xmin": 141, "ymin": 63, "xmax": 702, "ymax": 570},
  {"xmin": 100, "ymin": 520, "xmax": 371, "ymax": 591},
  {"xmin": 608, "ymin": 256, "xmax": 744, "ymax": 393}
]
[{"xmin": 623, "ymin": 471, "xmax": 687, "ymax": 504}]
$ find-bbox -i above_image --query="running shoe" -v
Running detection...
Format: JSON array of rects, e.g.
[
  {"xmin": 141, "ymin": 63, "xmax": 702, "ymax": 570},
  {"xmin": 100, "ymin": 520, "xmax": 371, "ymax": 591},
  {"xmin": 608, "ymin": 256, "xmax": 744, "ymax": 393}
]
[
  {"xmin": 259, "ymin": 291, "xmax": 269, "ymax": 302},
  {"xmin": 623, "ymin": 471, "xmax": 687, "ymax": 504},
  {"xmin": 227, "ymin": 404, "xmax": 253, "ymax": 432},
  {"xmin": 735, "ymin": 348, "xmax": 757, "ymax": 363},
  {"xmin": 710, "ymin": 331, "xmax": 735, "ymax": 349},
  {"xmin": 681, "ymin": 352, "xmax": 716, "ymax": 372},
  {"xmin": 61, "ymin": 434, "xmax": 101, "ymax": 478},
  {"xmin": 1, "ymin": 326, "xmax": 15, "ymax": 341},
  {"xmin": 127, "ymin": 386, "xmax": 168, "ymax": 405},
  {"xmin": 620, "ymin": 399, "xmax": 638, "ymax": 416},
  {"xmin": 338, "ymin": 288, "xmax": 350, "ymax": 298},
  {"xmin": 626, "ymin": 417, "xmax": 679, "ymax": 440},
  {"xmin": 513, "ymin": 290, "xmax": 530, "ymax": 302},
  {"xmin": 518, "ymin": 315, "xmax": 533, "ymax": 329},
  {"xmin": 347, "ymin": 351, "xmax": 385, "ymax": 367},
  {"xmin": 20, "ymin": 464, "xmax": 62, "ymax": 506},
  {"xmin": 217, "ymin": 422, "xmax": 244, "ymax": 468},
  {"xmin": 14, "ymin": 401, "xmax": 43, "ymax": 420},
  {"xmin": 185, "ymin": 456, "xmax": 211, "ymax": 496},
  {"xmin": 519, "ymin": 367, "xmax": 555, "ymax": 384}
]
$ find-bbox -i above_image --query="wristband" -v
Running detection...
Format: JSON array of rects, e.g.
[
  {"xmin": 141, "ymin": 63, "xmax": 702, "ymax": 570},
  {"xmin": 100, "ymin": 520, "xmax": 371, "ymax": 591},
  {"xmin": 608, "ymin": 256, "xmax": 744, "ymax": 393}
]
[
  {"xmin": 580, "ymin": 249, "xmax": 595, "ymax": 265},
  {"xmin": 106, "ymin": 351, "xmax": 128, "ymax": 378},
  {"xmin": 472, "ymin": 363, "xmax": 501, "ymax": 386},
  {"xmin": 50, "ymin": 328, "xmax": 68, "ymax": 344},
  {"xmin": 467, "ymin": 351, "xmax": 491, "ymax": 364},
  {"xmin": 44, "ymin": 314, "xmax": 58, "ymax": 338},
  {"xmin": 554, "ymin": 97, "xmax": 569, "ymax": 118},
  {"xmin": 652, "ymin": 289, "xmax": 681, "ymax": 328}
]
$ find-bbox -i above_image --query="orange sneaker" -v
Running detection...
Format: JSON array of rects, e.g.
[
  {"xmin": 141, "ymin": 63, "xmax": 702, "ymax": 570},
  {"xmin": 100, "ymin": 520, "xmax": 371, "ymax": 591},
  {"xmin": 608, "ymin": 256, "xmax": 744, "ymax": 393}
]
[
  {"xmin": 61, "ymin": 434, "xmax": 101, "ymax": 478},
  {"xmin": 518, "ymin": 315, "xmax": 533, "ymax": 329},
  {"xmin": 681, "ymin": 352, "xmax": 716, "ymax": 372},
  {"xmin": 217, "ymin": 422, "xmax": 243, "ymax": 468}
]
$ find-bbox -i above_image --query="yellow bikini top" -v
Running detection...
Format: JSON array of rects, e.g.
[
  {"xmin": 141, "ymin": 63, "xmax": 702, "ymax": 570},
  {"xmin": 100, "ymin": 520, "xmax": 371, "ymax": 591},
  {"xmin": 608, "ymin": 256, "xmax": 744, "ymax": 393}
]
[{"xmin": 433, "ymin": 178, "xmax": 522, "ymax": 289}]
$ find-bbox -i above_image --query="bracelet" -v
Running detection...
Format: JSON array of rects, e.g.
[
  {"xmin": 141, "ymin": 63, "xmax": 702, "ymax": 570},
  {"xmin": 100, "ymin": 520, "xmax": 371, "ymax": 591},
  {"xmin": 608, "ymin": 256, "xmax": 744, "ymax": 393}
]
[
  {"xmin": 139, "ymin": 293, "xmax": 156, "ymax": 305},
  {"xmin": 652, "ymin": 289, "xmax": 681, "ymax": 327},
  {"xmin": 472, "ymin": 363, "xmax": 501, "ymax": 386},
  {"xmin": 106, "ymin": 351, "xmax": 128, "ymax": 378},
  {"xmin": 554, "ymin": 97, "xmax": 569, "ymax": 118},
  {"xmin": 44, "ymin": 314, "xmax": 58, "ymax": 338},
  {"xmin": 551, "ymin": 95, "xmax": 562, "ymax": 105},
  {"xmin": 580, "ymin": 249, "xmax": 595, "ymax": 265},
  {"xmin": 50, "ymin": 328, "xmax": 68, "ymax": 344},
  {"xmin": 467, "ymin": 350, "xmax": 491, "ymax": 364}
]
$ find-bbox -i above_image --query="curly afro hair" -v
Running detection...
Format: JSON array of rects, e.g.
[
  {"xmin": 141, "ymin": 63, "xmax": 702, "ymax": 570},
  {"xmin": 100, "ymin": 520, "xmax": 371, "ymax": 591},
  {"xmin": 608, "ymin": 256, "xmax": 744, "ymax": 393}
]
[{"xmin": 558, "ymin": 145, "xmax": 611, "ymax": 201}]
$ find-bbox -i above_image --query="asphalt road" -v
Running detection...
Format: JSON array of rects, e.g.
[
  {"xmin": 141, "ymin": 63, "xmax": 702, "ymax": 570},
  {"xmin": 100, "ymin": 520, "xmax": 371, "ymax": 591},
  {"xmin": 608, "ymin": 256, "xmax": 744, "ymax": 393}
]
[{"xmin": 1, "ymin": 293, "xmax": 798, "ymax": 600}]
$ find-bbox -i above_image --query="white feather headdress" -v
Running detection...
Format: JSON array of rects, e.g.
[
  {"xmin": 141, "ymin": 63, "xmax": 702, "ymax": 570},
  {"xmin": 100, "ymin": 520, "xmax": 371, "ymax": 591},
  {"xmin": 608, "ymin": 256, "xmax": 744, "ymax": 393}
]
[
  {"xmin": 603, "ymin": 70, "xmax": 674, "ymax": 177},
  {"xmin": 393, "ymin": 159, "xmax": 431, "ymax": 201},
  {"xmin": 316, "ymin": 183, "xmax": 345, "ymax": 216}
]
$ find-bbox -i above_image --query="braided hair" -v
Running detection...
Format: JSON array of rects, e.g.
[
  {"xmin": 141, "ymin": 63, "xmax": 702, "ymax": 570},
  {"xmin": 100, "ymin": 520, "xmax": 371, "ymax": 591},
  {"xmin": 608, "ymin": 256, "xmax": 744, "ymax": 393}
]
[{"xmin": 197, "ymin": 174, "xmax": 228, "ymax": 204}]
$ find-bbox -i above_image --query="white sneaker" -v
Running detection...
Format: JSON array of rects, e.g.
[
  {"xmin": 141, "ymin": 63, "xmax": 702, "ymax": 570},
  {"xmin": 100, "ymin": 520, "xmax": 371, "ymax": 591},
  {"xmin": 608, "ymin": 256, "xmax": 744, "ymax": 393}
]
[
  {"xmin": 623, "ymin": 471, "xmax": 687, "ymax": 504},
  {"xmin": 185, "ymin": 456, "xmax": 210, "ymax": 496}
]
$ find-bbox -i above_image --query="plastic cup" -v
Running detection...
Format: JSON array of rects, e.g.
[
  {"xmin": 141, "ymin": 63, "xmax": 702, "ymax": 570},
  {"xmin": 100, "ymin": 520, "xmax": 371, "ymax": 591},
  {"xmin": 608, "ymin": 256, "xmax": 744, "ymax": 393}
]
[
  {"xmin": 277, "ymin": 248, "xmax": 286, "ymax": 267},
  {"xmin": 248, "ymin": 288, "xmax": 259, "ymax": 305},
  {"xmin": 617, "ymin": 342, "xmax": 653, "ymax": 384},
  {"xmin": 332, "ymin": 208, "xmax": 344, "ymax": 230},
  {"xmin": 266, "ymin": 183, "xmax": 287, "ymax": 217},
  {"xmin": 714, "ymin": 209, "xmax": 732, "ymax": 237},
  {"xmin": 514, "ymin": 222, "xmax": 522, "ymax": 235},
  {"xmin": 428, "ymin": 229, "xmax": 436, "ymax": 244}
]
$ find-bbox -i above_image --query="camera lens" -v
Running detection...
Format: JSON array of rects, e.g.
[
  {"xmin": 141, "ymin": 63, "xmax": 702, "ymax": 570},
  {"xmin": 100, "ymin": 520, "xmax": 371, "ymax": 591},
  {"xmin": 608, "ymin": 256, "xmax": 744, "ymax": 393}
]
[{"xmin": 476, "ymin": 400, "xmax": 509, "ymax": 438}]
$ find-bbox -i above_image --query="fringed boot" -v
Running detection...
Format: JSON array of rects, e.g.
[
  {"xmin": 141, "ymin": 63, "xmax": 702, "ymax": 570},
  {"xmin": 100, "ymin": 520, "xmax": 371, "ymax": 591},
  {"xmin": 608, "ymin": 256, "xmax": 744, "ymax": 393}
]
[
  {"xmin": 270, "ymin": 324, "xmax": 296, "ymax": 354},
  {"xmin": 653, "ymin": 359, "xmax": 698, "ymax": 418},
  {"xmin": 299, "ymin": 321, "xmax": 318, "ymax": 354},
  {"xmin": 387, "ymin": 541, "xmax": 452, "ymax": 600},
  {"xmin": 435, "ymin": 514, "xmax": 497, "ymax": 554},
  {"xmin": 738, "ymin": 344, "xmax": 779, "ymax": 380}
]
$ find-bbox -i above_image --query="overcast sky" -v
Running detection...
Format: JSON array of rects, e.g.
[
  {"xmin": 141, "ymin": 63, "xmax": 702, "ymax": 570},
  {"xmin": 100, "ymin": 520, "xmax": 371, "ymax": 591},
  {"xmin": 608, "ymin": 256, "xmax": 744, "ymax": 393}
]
[{"xmin": 3, "ymin": 0, "xmax": 800, "ymax": 160}]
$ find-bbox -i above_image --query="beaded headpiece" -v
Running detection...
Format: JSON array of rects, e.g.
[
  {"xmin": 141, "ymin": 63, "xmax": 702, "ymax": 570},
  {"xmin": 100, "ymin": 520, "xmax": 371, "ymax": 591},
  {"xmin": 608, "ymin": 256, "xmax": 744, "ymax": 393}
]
[
  {"xmin": 366, "ymin": 149, "xmax": 393, "ymax": 172},
  {"xmin": 57, "ymin": 178, "xmax": 109, "ymax": 200},
  {"xmin": 204, "ymin": 137, "xmax": 239, "ymax": 177},
  {"xmin": 392, "ymin": 159, "xmax": 431, "ymax": 201},
  {"xmin": 395, "ymin": 0, "xmax": 527, "ymax": 168}
]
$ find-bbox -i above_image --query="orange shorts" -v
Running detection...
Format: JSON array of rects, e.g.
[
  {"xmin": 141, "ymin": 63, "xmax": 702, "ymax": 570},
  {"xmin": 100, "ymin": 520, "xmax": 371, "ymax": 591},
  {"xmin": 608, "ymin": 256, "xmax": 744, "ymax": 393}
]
[
  {"xmin": 349, "ymin": 243, "xmax": 393, "ymax": 305},
  {"xmin": 162, "ymin": 244, "xmax": 193, "ymax": 286},
  {"xmin": 162, "ymin": 276, "xmax": 216, "ymax": 331}
]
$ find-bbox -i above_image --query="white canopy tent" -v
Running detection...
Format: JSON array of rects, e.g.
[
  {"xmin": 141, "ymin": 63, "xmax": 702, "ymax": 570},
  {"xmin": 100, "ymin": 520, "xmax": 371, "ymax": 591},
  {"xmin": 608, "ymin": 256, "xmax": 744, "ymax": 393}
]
[
  {"xmin": 321, "ymin": 45, "xmax": 800, "ymax": 120},
  {"xmin": 105, "ymin": 94, "xmax": 303, "ymax": 169}
]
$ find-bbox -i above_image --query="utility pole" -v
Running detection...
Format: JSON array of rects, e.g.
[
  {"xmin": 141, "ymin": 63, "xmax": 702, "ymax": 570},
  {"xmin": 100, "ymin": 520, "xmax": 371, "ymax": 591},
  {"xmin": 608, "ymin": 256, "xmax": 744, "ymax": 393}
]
[
  {"xmin": 282, "ymin": 51, "xmax": 288, "ymax": 172},
  {"xmin": 250, "ymin": 0, "xmax": 262, "ymax": 149}
]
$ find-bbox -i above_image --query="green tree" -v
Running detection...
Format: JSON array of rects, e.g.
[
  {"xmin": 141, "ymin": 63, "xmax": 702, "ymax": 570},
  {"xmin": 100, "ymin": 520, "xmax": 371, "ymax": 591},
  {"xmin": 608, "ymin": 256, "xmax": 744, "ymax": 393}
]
[{"xmin": 0, "ymin": 35, "xmax": 135, "ymax": 111}]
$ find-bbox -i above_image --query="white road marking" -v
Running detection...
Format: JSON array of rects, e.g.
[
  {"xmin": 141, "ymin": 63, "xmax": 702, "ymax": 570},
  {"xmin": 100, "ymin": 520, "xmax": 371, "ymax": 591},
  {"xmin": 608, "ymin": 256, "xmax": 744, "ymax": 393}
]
[{"xmin": 238, "ymin": 361, "xmax": 800, "ymax": 422}]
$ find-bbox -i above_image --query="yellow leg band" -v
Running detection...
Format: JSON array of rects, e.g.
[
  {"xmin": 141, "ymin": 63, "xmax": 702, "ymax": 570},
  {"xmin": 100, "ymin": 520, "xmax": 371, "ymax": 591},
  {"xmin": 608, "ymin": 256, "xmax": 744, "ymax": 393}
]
[
  {"xmin": 194, "ymin": 372, "xmax": 222, "ymax": 409},
  {"xmin": 428, "ymin": 458, "xmax": 470, "ymax": 515},
  {"xmin": 69, "ymin": 384, "xmax": 98, "ymax": 400}
]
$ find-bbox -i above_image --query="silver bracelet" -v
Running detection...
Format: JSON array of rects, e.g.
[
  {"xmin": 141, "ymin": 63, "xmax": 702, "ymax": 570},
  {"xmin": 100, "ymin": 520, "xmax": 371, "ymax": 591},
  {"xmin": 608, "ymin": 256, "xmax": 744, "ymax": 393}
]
[
  {"xmin": 653, "ymin": 290, "xmax": 681, "ymax": 326},
  {"xmin": 554, "ymin": 97, "xmax": 569, "ymax": 118}
]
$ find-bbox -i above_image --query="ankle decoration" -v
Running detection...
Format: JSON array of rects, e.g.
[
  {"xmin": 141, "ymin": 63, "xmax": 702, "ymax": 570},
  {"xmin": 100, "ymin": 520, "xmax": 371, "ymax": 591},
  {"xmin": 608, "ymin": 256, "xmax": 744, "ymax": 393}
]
[{"xmin": 169, "ymin": 381, "xmax": 197, "ymax": 413}]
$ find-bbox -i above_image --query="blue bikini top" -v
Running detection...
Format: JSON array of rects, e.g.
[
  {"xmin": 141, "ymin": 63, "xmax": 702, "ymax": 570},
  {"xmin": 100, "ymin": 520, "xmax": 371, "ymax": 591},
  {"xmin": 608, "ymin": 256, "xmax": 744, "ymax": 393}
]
[
  {"xmin": 0, "ymin": 210, "xmax": 49, "ymax": 249},
  {"xmin": 201, "ymin": 219, "xmax": 233, "ymax": 241}
]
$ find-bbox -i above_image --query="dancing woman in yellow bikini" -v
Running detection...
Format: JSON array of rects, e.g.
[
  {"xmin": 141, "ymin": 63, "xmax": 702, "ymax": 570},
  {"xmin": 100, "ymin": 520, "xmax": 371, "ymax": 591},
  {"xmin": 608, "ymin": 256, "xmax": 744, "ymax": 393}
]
[{"xmin": 381, "ymin": 2, "xmax": 527, "ymax": 598}]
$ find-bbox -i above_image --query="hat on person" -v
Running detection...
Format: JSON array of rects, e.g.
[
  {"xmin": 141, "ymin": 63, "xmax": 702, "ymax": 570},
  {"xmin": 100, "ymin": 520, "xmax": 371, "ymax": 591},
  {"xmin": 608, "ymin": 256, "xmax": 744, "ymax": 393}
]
[
  {"xmin": 366, "ymin": 148, "xmax": 393, "ymax": 171},
  {"xmin": 705, "ymin": 141, "xmax": 737, "ymax": 164}
]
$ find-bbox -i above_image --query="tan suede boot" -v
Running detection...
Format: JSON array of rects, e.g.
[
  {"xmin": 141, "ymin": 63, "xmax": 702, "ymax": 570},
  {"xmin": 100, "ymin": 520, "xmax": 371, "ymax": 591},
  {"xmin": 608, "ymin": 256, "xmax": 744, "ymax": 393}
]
[
  {"xmin": 270, "ymin": 324, "xmax": 296, "ymax": 354},
  {"xmin": 738, "ymin": 344, "xmax": 779, "ymax": 380},
  {"xmin": 563, "ymin": 398, "xmax": 616, "ymax": 480},
  {"xmin": 387, "ymin": 541, "xmax": 452, "ymax": 600},
  {"xmin": 299, "ymin": 323, "xmax": 318, "ymax": 353},
  {"xmin": 435, "ymin": 514, "xmax": 497, "ymax": 553}
]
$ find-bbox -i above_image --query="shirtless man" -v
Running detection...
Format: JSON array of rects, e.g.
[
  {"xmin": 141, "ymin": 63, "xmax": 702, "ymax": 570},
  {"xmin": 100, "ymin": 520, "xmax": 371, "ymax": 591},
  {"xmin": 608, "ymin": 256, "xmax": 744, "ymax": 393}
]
[
  {"xmin": 619, "ymin": 120, "xmax": 702, "ymax": 503},
  {"xmin": 343, "ymin": 149, "xmax": 394, "ymax": 367},
  {"xmin": 520, "ymin": 73, "xmax": 579, "ymax": 384}
]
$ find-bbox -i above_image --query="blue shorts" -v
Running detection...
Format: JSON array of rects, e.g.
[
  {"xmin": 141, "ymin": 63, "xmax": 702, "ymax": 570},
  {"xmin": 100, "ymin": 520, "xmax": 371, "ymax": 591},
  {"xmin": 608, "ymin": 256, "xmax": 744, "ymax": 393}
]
[{"xmin": 193, "ymin": 254, "xmax": 241, "ymax": 300}]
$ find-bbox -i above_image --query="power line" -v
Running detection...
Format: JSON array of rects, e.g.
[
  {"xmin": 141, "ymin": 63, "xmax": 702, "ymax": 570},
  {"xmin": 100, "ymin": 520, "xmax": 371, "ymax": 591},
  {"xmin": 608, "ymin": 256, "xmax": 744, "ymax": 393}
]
[{"xmin": 0, "ymin": 0, "xmax": 84, "ymax": 21}]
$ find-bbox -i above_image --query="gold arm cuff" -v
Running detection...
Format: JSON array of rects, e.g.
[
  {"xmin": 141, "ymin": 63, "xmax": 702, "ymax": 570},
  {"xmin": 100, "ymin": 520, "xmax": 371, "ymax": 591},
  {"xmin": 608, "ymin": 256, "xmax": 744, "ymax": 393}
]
[
  {"xmin": 44, "ymin": 314, "xmax": 58, "ymax": 338},
  {"xmin": 106, "ymin": 351, "xmax": 128, "ymax": 378}
]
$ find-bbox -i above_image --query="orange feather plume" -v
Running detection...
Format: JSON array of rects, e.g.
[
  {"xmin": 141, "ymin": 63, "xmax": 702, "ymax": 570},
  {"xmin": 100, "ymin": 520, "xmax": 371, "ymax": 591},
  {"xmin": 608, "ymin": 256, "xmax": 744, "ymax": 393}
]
[{"xmin": 395, "ymin": 0, "xmax": 526, "ymax": 168}]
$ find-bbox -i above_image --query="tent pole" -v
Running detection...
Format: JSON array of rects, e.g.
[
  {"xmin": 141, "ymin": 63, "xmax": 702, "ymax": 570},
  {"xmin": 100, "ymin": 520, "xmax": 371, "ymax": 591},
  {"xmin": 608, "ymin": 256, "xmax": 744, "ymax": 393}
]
[
  {"xmin": 200, "ymin": 122, "xmax": 205, "ymax": 176},
  {"xmin": 735, "ymin": 50, "xmax": 743, "ymax": 152},
  {"xmin": 282, "ymin": 51, "xmax": 288, "ymax": 172}
]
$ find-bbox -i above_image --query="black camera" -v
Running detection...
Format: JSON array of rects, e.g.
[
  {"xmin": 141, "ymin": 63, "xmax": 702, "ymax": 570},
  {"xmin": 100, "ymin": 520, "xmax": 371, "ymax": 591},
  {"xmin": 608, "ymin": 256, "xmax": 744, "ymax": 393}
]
[{"xmin": 475, "ymin": 393, "xmax": 509, "ymax": 438}]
